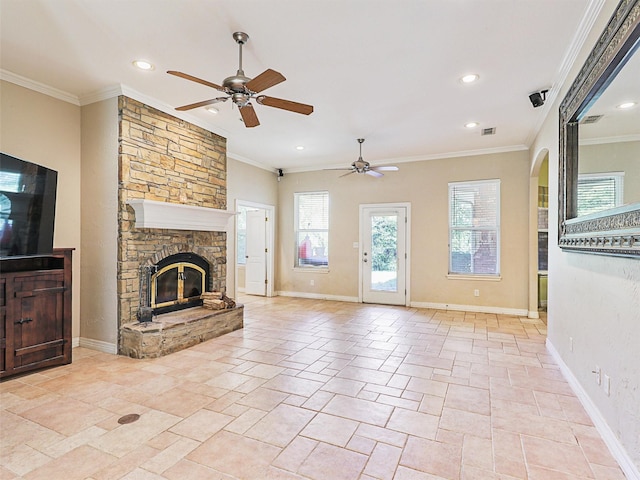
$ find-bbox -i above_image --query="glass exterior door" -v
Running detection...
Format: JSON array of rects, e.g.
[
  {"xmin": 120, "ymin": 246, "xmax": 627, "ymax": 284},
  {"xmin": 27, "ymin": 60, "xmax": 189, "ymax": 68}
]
[{"xmin": 361, "ymin": 206, "xmax": 407, "ymax": 305}]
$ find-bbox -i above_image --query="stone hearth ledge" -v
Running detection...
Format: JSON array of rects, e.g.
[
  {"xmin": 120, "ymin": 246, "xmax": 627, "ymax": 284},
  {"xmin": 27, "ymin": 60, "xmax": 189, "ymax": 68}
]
[{"xmin": 120, "ymin": 305, "xmax": 243, "ymax": 359}]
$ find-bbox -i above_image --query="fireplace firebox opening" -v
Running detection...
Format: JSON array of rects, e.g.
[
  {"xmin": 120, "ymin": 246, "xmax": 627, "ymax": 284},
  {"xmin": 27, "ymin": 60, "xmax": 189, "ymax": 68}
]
[{"xmin": 146, "ymin": 252, "xmax": 211, "ymax": 315}]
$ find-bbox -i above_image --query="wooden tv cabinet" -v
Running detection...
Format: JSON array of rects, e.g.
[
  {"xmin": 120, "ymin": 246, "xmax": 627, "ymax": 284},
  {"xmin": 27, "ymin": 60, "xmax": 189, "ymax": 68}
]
[{"xmin": 1, "ymin": 248, "xmax": 73, "ymax": 379}]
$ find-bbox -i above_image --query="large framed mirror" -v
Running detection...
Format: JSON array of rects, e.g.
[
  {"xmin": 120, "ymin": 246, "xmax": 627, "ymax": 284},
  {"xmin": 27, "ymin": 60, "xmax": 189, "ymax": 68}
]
[{"xmin": 559, "ymin": 0, "xmax": 640, "ymax": 256}]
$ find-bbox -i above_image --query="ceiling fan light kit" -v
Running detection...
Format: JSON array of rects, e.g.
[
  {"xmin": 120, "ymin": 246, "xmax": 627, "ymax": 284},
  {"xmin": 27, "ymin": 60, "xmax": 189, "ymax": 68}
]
[{"xmin": 168, "ymin": 32, "xmax": 313, "ymax": 127}]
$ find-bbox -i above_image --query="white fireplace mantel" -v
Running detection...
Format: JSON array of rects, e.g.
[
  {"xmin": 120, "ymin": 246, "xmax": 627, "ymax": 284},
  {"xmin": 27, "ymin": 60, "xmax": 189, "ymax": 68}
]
[{"xmin": 128, "ymin": 199, "xmax": 236, "ymax": 232}]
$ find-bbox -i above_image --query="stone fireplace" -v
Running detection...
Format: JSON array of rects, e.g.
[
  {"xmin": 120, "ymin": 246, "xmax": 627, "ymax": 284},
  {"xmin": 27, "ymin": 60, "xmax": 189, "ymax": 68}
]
[{"xmin": 116, "ymin": 96, "xmax": 242, "ymax": 358}]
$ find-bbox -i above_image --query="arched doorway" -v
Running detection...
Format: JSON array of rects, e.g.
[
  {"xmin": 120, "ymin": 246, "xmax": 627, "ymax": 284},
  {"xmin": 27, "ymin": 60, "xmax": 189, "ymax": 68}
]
[{"xmin": 529, "ymin": 148, "xmax": 549, "ymax": 319}]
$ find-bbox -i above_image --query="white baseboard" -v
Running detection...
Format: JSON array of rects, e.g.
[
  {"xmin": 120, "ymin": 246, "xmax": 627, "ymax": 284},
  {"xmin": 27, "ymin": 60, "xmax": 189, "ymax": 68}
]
[
  {"xmin": 274, "ymin": 294, "xmax": 528, "ymax": 316},
  {"xmin": 276, "ymin": 291, "xmax": 359, "ymax": 303},
  {"xmin": 528, "ymin": 310, "xmax": 540, "ymax": 319},
  {"xmin": 77, "ymin": 337, "xmax": 118, "ymax": 355},
  {"xmin": 72, "ymin": 336, "xmax": 80, "ymax": 348},
  {"xmin": 546, "ymin": 339, "xmax": 640, "ymax": 480},
  {"xmin": 411, "ymin": 301, "xmax": 528, "ymax": 317}
]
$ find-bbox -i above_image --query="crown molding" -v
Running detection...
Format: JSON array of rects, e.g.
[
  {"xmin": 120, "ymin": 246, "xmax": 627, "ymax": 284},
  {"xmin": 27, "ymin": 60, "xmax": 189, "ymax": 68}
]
[
  {"xmin": 285, "ymin": 144, "xmax": 530, "ymax": 174},
  {"xmin": 227, "ymin": 152, "xmax": 276, "ymax": 172},
  {"xmin": 78, "ymin": 85, "xmax": 122, "ymax": 105},
  {"xmin": 524, "ymin": 0, "xmax": 608, "ymax": 147},
  {"xmin": 579, "ymin": 133, "xmax": 640, "ymax": 146},
  {"xmin": 0, "ymin": 69, "xmax": 80, "ymax": 106}
]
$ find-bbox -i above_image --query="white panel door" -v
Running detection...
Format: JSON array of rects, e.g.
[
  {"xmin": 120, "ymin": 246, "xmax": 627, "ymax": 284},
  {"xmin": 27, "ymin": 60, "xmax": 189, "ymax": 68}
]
[
  {"xmin": 361, "ymin": 206, "xmax": 407, "ymax": 305},
  {"xmin": 245, "ymin": 209, "xmax": 267, "ymax": 295}
]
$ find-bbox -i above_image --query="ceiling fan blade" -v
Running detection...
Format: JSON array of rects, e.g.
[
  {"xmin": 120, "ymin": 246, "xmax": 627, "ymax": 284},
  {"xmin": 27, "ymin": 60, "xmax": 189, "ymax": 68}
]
[
  {"xmin": 339, "ymin": 170, "xmax": 356, "ymax": 177},
  {"xmin": 370, "ymin": 166, "xmax": 399, "ymax": 172},
  {"xmin": 174, "ymin": 97, "xmax": 228, "ymax": 111},
  {"xmin": 246, "ymin": 69, "xmax": 286, "ymax": 93},
  {"xmin": 239, "ymin": 103, "xmax": 260, "ymax": 127},
  {"xmin": 257, "ymin": 95, "xmax": 314, "ymax": 115},
  {"xmin": 365, "ymin": 170, "xmax": 384, "ymax": 178},
  {"xmin": 167, "ymin": 71, "xmax": 225, "ymax": 91}
]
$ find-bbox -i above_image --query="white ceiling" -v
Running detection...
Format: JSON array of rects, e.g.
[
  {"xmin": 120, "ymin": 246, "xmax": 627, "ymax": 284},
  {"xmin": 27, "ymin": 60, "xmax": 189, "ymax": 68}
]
[{"xmin": 1, "ymin": 0, "xmax": 603, "ymax": 173}]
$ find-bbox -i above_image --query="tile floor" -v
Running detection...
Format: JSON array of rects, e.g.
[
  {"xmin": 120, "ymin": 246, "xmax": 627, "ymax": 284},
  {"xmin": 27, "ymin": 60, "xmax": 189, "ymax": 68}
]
[{"xmin": 0, "ymin": 296, "xmax": 626, "ymax": 479}]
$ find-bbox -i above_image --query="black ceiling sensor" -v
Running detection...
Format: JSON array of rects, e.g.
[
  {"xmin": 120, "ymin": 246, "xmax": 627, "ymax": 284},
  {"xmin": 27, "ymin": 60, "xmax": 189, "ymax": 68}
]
[{"xmin": 529, "ymin": 89, "xmax": 549, "ymax": 107}]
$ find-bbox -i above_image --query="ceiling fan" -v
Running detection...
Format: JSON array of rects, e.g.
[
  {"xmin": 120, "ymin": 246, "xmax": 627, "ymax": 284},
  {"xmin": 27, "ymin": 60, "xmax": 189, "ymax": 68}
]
[
  {"xmin": 332, "ymin": 139, "xmax": 399, "ymax": 178},
  {"xmin": 167, "ymin": 32, "xmax": 313, "ymax": 127}
]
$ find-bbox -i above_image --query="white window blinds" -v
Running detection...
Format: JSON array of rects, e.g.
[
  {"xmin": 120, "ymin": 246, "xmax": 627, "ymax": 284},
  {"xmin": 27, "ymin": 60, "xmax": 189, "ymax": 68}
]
[
  {"xmin": 449, "ymin": 180, "xmax": 500, "ymax": 275},
  {"xmin": 577, "ymin": 173, "xmax": 623, "ymax": 217},
  {"xmin": 295, "ymin": 192, "xmax": 329, "ymax": 267}
]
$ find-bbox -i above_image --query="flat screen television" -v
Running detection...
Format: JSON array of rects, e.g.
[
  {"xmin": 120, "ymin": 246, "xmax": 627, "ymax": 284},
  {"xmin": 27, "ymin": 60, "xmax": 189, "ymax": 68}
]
[{"xmin": 0, "ymin": 153, "xmax": 58, "ymax": 258}]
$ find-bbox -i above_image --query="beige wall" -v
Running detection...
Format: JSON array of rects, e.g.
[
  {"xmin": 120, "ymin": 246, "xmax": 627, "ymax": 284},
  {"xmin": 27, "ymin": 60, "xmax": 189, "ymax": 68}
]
[
  {"xmin": 0, "ymin": 80, "xmax": 82, "ymax": 341},
  {"xmin": 226, "ymin": 158, "xmax": 278, "ymax": 298},
  {"xmin": 277, "ymin": 150, "xmax": 530, "ymax": 311},
  {"xmin": 531, "ymin": 0, "xmax": 640, "ymax": 473},
  {"xmin": 80, "ymin": 98, "xmax": 119, "ymax": 347}
]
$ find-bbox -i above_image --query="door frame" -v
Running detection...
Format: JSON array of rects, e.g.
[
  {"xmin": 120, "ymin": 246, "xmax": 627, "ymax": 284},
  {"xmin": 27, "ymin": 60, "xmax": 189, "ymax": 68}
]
[
  {"xmin": 358, "ymin": 202, "xmax": 411, "ymax": 307},
  {"xmin": 235, "ymin": 199, "xmax": 275, "ymax": 297}
]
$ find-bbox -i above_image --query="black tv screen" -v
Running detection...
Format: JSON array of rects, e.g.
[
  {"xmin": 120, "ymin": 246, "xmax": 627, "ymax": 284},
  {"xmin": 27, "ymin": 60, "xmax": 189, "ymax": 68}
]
[{"xmin": 0, "ymin": 153, "xmax": 58, "ymax": 258}]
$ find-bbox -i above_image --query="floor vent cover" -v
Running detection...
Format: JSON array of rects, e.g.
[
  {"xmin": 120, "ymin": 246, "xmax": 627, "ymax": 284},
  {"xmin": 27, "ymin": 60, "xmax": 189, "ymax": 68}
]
[{"xmin": 118, "ymin": 414, "xmax": 141, "ymax": 425}]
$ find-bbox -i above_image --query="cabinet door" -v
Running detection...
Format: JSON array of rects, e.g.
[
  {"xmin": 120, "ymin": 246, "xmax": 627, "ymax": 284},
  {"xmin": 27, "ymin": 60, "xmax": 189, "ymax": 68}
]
[
  {"xmin": 0, "ymin": 277, "xmax": 6, "ymax": 375},
  {"xmin": 11, "ymin": 272, "xmax": 66, "ymax": 370}
]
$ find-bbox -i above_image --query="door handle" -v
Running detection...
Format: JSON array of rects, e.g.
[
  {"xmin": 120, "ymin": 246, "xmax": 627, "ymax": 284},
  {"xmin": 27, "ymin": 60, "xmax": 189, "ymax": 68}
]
[{"xmin": 15, "ymin": 317, "xmax": 33, "ymax": 325}]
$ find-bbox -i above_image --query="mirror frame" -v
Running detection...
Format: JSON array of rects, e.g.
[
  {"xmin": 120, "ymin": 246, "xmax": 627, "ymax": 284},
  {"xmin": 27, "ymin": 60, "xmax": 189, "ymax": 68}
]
[{"xmin": 559, "ymin": 0, "xmax": 640, "ymax": 256}]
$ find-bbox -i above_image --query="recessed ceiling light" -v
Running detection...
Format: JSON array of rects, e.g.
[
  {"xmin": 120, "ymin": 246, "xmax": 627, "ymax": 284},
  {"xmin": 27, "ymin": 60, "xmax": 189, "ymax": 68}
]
[
  {"xmin": 617, "ymin": 101, "xmax": 636, "ymax": 109},
  {"xmin": 205, "ymin": 106, "xmax": 219, "ymax": 114},
  {"xmin": 461, "ymin": 74, "xmax": 479, "ymax": 84},
  {"xmin": 295, "ymin": 146, "xmax": 305, "ymax": 151},
  {"xmin": 465, "ymin": 122, "xmax": 479, "ymax": 128},
  {"xmin": 133, "ymin": 60, "xmax": 154, "ymax": 71}
]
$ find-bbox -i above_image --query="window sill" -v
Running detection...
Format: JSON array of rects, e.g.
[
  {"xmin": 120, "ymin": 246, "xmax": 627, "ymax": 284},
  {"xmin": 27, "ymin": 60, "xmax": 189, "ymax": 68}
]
[
  {"xmin": 294, "ymin": 267, "xmax": 329, "ymax": 274},
  {"xmin": 446, "ymin": 274, "xmax": 501, "ymax": 281}
]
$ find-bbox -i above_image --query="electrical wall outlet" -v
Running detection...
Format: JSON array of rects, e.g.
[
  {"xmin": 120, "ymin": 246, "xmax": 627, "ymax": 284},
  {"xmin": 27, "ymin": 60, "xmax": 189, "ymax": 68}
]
[
  {"xmin": 604, "ymin": 374, "xmax": 611, "ymax": 396},
  {"xmin": 310, "ymin": 279, "xmax": 315, "ymax": 286},
  {"xmin": 474, "ymin": 289, "xmax": 480, "ymax": 297},
  {"xmin": 569, "ymin": 337, "xmax": 573, "ymax": 352}
]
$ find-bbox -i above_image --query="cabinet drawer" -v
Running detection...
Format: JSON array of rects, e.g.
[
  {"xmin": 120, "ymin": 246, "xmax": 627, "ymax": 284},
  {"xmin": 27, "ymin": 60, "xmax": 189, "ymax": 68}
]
[{"xmin": 12, "ymin": 272, "xmax": 65, "ymax": 297}]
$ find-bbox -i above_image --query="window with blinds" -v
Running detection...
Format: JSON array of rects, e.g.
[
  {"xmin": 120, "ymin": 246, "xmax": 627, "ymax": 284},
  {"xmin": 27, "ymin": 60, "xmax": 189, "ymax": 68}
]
[
  {"xmin": 295, "ymin": 191, "xmax": 329, "ymax": 267},
  {"xmin": 449, "ymin": 179, "xmax": 500, "ymax": 275},
  {"xmin": 577, "ymin": 173, "xmax": 624, "ymax": 217}
]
